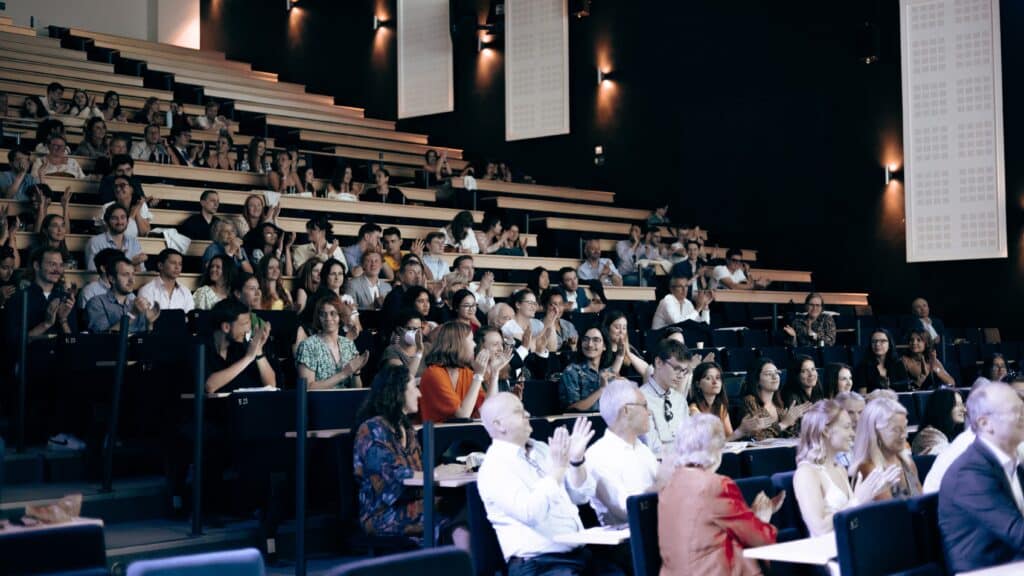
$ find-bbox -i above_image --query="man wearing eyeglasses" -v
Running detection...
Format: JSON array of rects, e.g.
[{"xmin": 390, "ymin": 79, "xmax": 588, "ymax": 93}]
[
  {"xmin": 712, "ymin": 248, "xmax": 769, "ymax": 290},
  {"xmin": 640, "ymin": 339, "xmax": 692, "ymax": 454}
]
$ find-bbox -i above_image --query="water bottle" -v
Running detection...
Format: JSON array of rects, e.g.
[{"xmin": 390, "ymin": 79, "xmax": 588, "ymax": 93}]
[
  {"xmin": 239, "ymin": 156, "xmax": 250, "ymax": 172},
  {"xmin": 165, "ymin": 109, "xmax": 173, "ymax": 128}
]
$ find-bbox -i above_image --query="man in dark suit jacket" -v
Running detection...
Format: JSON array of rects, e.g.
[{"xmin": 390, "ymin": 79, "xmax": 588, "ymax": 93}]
[
  {"xmin": 900, "ymin": 297, "xmax": 945, "ymax": 344},
  {"xmin": 939, "ymin": 381, "xmax": 1024, "ymax": 574}
]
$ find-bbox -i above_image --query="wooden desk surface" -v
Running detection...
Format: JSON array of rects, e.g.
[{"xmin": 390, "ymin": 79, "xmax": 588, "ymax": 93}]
[
  {"xmin": 299, "ymin": 130, "xmax": 462, "ymax": 159},
  {"xmin": 712, "ymin": 290, "xmax": 869, "ymax": 306},
  {"xmin": 233, "ymin": 102, "xmax": 392, "ymax": 131},
  {"xmin": 140, "ymin": 61, "xmax": 302, "ymax": 93},
  {"xmin": 0, "ymin": 60, "xmax": 143, "ymax": 87},
  {"xmin": 487, "ymin": 195, "xmax": 649, "ymax": 221},
  {"xmin": 743, "ymin": 533, "xmax": 836, "ymax": 566},
  {"xmin": 0, "ymin": 48, "xmax": 114, "ymax": 73},
  {"xmin": 68, "ymin": 28, "xmax": 230, "ymax": 61},
  {"xmin": 0, "ymin": 68, "xmax": 172, "ymax": 101},
  {"xmin": 328, "ymin": 146, "xmax": 469, "ymax": 171},
  {"xmin": 264, "ymin": 115, "xmax": 426, "ymax": 145},
  {"xmin": 133, "ymin": 162, "xmax": 268, "ymax": 187},
  {"xmin": 0, "ymin": 38, "xmax": 89, "ymax": 62},
  {"xmin": 170, "ymin": 73, "xmax": 335, "ymax": 107},
  {"xmin": 452, "ymin": 177, "xmax": 614, "ymax": 204},
  {"xmin": 542, "ymin": 217, "xmax": 708, "ymax": 241}
]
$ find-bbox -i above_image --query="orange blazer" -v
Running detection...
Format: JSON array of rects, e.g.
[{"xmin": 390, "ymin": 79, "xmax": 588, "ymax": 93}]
[
  {"xmin": 659, "ymin": 467, "xmax": 777, "ymax": 576},
  {"xmin": 418, "ymin": 365, "xmax": 484, "ymax": 423}
]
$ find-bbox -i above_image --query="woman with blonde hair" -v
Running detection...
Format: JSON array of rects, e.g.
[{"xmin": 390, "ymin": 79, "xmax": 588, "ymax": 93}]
[
  {"xmin": 849, "ymin": 397, "xmax": 922, "ymax": 500},
  {"xmin": 793, "ymin": 400, "xmax": 901, "ymax": 536}
]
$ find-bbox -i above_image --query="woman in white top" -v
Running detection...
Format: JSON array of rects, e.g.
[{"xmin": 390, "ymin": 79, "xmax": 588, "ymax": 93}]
[
  {"xmin": 192, "ymin": 254, "xmax": 235, "ymax": 310},
  {"xmin": 67, "ymin": 89, "xmax": 104, "ymax": 119},
  {"xmin": 327, "ymin": 165, "xmax": 362, "ymax": 201},
  {"xmin": 442, "ymin": 211, "xmax": 479, "ymax": 254},
  {"xmin": 32, "ymin": 135, "xmax": 85, "ymax": 179},
  {"xmin": 793, "ymin": 400, "xmax": 901, "ymax": 536},
  {"xmin": 100, "ymin": 175, "xmax": 152, "ymax": 238}
]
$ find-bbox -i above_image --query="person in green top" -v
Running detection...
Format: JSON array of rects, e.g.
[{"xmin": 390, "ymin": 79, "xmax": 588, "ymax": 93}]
[{"xmin": 296, "ymin": 293, "xmax": 369, "ymax": 389}]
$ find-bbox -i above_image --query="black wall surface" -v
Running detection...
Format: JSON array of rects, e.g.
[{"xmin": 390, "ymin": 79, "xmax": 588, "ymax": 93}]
[{"xmin": 201, "ymin": 0, "xmax": 1023, "ymax": 338}]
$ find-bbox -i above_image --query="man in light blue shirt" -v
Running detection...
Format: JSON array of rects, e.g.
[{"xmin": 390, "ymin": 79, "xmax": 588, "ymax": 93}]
[{"xmin": 0, "ymin": 147, "xmax": 37, "ymax": 201}]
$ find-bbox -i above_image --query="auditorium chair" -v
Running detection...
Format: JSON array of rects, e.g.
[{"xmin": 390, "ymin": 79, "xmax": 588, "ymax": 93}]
[
  {"xmin": 897, "ymin": 394, "xmax": 920, "ymax": 426},
  {"xmin": 521, "ymin": 379, "xmax": 561, "ymax": 418},
  {"xmin": 326, "ymin": 546, "xmax": 472, "ymax": 576},
  {"xmin": 465, "ymin": 482, "xmax": 506, "ymax": 576},
  {"xmin": 0, "ymin": 522, "xmax": 108, "ymax": 576},
  {"xmin": 716, "ymin": 452, "xmax": 742, "ymax": 479},
  {"xmin": 821, "ymin": 345, "xmax": 850, "ymax": 365},
  {"xmin": 834, "ymin": 499, "xmax": 942, "ymax": 576},
  {"xmin": 723, "ymin": 347, "xmax": 756, "ymax": 373},
  {"xmin": 127, "ymin": 547, "xmax": 265, "ymax": 576},
  {"xmin": 626, "ymin": 492, "xmax": 660, "ymax": 576},
  {"xmin": 734, "ymin": 475, "xmax": 773, "ymax": 507},
  {"xmin": 711, "ymin": 329, "xmax": 740, "ymax": 348},
  {"xmin": 906, "ymin": 493, "xmax": 946, "ymax": 575},
  {"xmin": 742, "ymin": 446, "xmax": 796, "ymax": 478},
  {"xmin": 912, "ymin": 454, "xmax": 937, "ymax": 484},
  {"xmin": 741, "ymin": 329, "xmax": 770, "ymax": 347},
  {"xmin": 770, "ymin": 471, "xmax": 807, "ymax": 542},
  {"xmin": 757, "ymin": 346, "xmax": 789, "ymax": 368}
]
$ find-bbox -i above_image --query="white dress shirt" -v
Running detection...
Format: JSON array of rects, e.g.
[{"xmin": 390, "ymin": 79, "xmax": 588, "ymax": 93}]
[
  {"xmin": 651, "ymin": 293, "xmax": 710, "ymax": 330},
  {"xmin": 585, "ymin": 430, "xmax": 658, "ymax": 526},
  {"xmin": 578, "ymin": 258, "xmax": 621, "ymax": 285},
  {"xmin": 978, "ymin": 436, "xmax": 1024, "ymax": 515},
  {"xmin": 478, "ymin": 438, "xmax": 596, "ymax": 561},
  {"xmin": 639, "ymin": 378, "xmax": 688, "ymax": 455},
  {"xmin": 137, "ymin": 277, "xmax": 195, "ymax": 313},
  {"xmin": 923, "ymin": 429, "xmax": 974, "ymax": 493}
]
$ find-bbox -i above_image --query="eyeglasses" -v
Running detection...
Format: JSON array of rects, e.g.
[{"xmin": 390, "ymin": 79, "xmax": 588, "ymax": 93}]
[
  {"xmin": 663, "ymin": 360, "xmax": 691, "ymax": 376},
  {"xmin": 761, "ymin": 370, "xmax": 781, "ymax": 378},
  {"xmin": 871, "ymin": 339, "xmax": 889, "ymax": 345},
  {"xmin": 458, "ymin": 303, "xmax": 477, "ymax": 309}
]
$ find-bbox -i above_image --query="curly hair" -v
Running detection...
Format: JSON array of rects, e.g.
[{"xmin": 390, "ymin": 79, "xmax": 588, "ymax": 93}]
[{"xmin": 356, "ymin": 364, "xmax": 413, "ymax": 432}]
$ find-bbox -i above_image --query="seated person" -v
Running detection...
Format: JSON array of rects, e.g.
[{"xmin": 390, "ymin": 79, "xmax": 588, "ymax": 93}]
[
  {"xmin": 85, "ymin": 205, "xmax": 146, "ymax": 272},
  {"xmin": 292, "ymin": 216, "xmax": 346, "ymax": 272},
  {"xmin": 911, "ymin": 388, "xmax": 966, "ymax": 456},
  {"xmin": 167, "ymin": 124, "xmax": 202, "ymax": 167},
  {"xmin": 268, "ymin": 150, "xmax": 303, "ymax": 194},
  {"xmin": 79, "ymin": 248, "xmax": 124, "ymax": 309},
  {"xmin": 640, "ymin": 339, "xmax": 692, "ymax": 453},
  {"xmin": 295, "ymin": 294, "xmax": 368, "ymax": 390},
  {"xmin": 204, "ymin": 298, "xmax": 276, "ymax": 393},
  {"xmin": 974, "ymin": 353, "xmax": 1010, "ymax": 387},
  {"xmin": 615, "ymin": 223, "xmax": 663, "ymax": 286},
  {"xmin": 658, "ymin": 414, "xmax": 781, "ymax": 576},
  {"xmin": 205, "ymin": 133, "xmax": 236, "ymax": 171},
  {"xmin": 560, "ymin": 327, "xmax": 618, "ymax": 413},
  {"xmin": 900, "ymin": 297, "xmax": 945, "ymax": 345},
  {"xmin": 99, "ymin": 91, "xmax": 127, "ymax": 122},
  {"xmin": 361, "ymin": 168, "xmax": 404, "ymax": 203},
  {"xmin": 938, "ymin": 382, "xmax": 1024, "ymax": 574},
  {"xmin": 137, "ymin": 248, "xmax": 194, "ymax": 312},
  {"xmin": 539, "ymin": 289, "xmax": 578, "ymax": 352},
  {"xmin": 783, "ymin": 292, "xmax": 837, "ymax": 347},
  {"xmin": 780, "ymin": 355, "xmax": 823, "ymax": 422},
  {"xmin": 100, "ymin": 175, "xmax": 152, "ymax": 238},
  {"xmin": 854, "ymin": 329, "xmax": 909, "ymax": 393},
  {"xmin": 43, "ymin": 82, "xmax": 69, "ymax": 115},
  {"xmin": 68, "ymin": 88, "xmax": 102, "ymax": 118},
  {"xmin": 86, "ymin": 255, "xmax": 160, "ymax": 333},
  {"xmin": 193, "ymin": 254, "xmax": 235, "ymax": 311},
  {"xmin": 179, "ymin": 190, "xmax": 221, "ymax": 241},
  {"xmin": 4, "ymin": 247, "xmax": 77, "ymax": 342},
  {"xmin": 190, "ymin": 100, "xmax": 229, "ymax": 132},
  {"xmin": 418, "ymin": 321, "xmax": 509, "ymax": 422},
  {"xmin": 420, "ymin": 232, "xmax": 449, "ymax": 281},
  {"xmin": 97, "ymin": 154, "xmax": 148, "ymax": 204},
  {"xmin": 73, "ymin": 117, "xmax": 108, "ymax": 159},
  {"xmin": 326, "ymin": 164, "xmax": 362, "ymax": 200},
  {"xmin": 129, "ymin": 123, "xmax": 171, "ymax": 163},
  {"xmin": 20, "ymin": 95, "xmax": 48, "ymax": 119},
  {"xmin": 380, "ymin": 308, "xmax": 427, "ymax": 377},
  {"xmin": 556, "ymin": 266, "xmax": 604, "ymax": 315},
  {"xmin": 379, "ymin": 226, "xmax": 405, "ymax": 280},
  {"xmin": 793, "ymin": 400, "xmax": 900, "ymax": 536},
  {"xmin": 1, "ymin": 146, "xmax": 37, "ymax": 201},
  {"xmin": 477, "ymin": 393, "xmax": 600, "ymax": 574},
  {"xmin": 849, "ymin": 397, "xmax": 921, "ymax": 499},
  {"xmin": 203, "ymin": 219, "xmax": 254, "ymax": 274},
  {"xmin": 441, "ymin": 211, "xmax": 479, "ymax": 254},
  {"xmin": 31, "ymin": 135, "xmax": 85, "ymax": 179},
  {"xmin": 452, "ymin": 255, "xmax": 496, "ymax": 314},
  {"xmin": 577, "ymin": 239, "xmax": 622, "ymax": 287},
  {"xmin": 651, "ymin": 272, "xmax": 712, "ymax": 330},
  {"xmin": 586, "ymin": 379, "xmax": 658, "ymax": 527},
  {"xmin": 900, "ymin": 329, "xmax": 956, "ymax": 390},
  {"xmin": 130, "ymin": 97, "xmax": 161, "ymax": 125},
  {"xmin": 343, "ymin": 223, "xmax": 382, "ymax": 275},
  {"xmin": 738, "ymin": 358, "xmax": 808, "ymax": 441},
  {"xmin": 258, "ymin": 253, "xmax": 293, "ymax": 310},
  {"xmin": 689, "ymin": 361, "xmax": 771, "ymax": 441},
  {"xmin": 712, "ymin": 248, "xmax": 769, "ymax": 290}
]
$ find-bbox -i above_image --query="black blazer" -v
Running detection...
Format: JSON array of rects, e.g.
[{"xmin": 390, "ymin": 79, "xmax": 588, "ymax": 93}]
[{"xmin": 938, "ymin": 438, "xmax": 1024, "ymax": 574}]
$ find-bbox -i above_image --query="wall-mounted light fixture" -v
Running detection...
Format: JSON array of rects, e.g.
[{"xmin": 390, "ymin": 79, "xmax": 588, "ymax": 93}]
[
  {"xmin": 594, "ymin": 145, "xmax": 605, "ymax": 166},
  {"xmin": 597, "ymin": 69, "xmax": 616, "ymax": 85},
  {"xmin": 884, "ymin": 163, "xmax": 902, "ymax": 185},
  {"xmin": 373, "ymin": 15, "xmax": 393, "ymax": 31},
  {"xmin": 478, "ymin": 34, "xmax": 499, "ymax": 52},
  {"xmin": 286, "ymin": 0, "xmax": 298, "ymax": 11}
]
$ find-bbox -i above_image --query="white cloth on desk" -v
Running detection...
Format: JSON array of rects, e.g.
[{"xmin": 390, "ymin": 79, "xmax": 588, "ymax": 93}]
[
  {"xmin": 586, "ymin": 430, "xmax": 658, "ymax": 526},
  {"xmin": 478, "ymin": 438, "xmax": 596, "ymax": 561},
  {"xmin": 155, "ymin": 228, "xmax": 192, "ymax": 255}
]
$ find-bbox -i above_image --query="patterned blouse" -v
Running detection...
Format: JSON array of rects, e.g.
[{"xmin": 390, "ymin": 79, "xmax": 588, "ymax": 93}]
[
  {"xmin": 792, "ymin": 314, "xmax": 837, "ymax": 347},
  {"xmin": 295, "ymin": 334, "xmax": 359, "ymax": 388},
  {"xmin": 740, "ymin": 395, "xmax": 794, "ymax": 441},
  {"xmin": 192, "ymin": 285, "xmax": 226, "ymax": 311},
  {"xmin": 353, "ymin": 416, "xmax": 424, "ymax": 536}
]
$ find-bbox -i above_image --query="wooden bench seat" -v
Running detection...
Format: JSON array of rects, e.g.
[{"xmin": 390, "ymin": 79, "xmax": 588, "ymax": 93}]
[
  {"xmin": 263, "ymin": 115, "xmax": 426, "ymax": 145},
  {"xmin": 234, "ymin": 102, "xmax": 393, "ymax": 131},
  {"xmin": 170, "ymin": 73, "xmax": 335, "ymax": 107},
  {"xmin": 713, "ymin": 290, "xmax": 868, "ymax": 306},
  {"xmin": 328, "ymin": 145, "xmax": 468, "ymax": 171},
  {"xmin": 299, "ymin": 130, "xmax": 462, "ymax": 159},
  {"xmin": 0, "ymin": 48, "xmax": 114, "ymax": 73},
  {"xmin": 451, "ymin": 177, "xmax": 614, "ymax": 204},
  {"xmin": 0, "ymin": 80, "xmax": 204, "ymax": 116},
  {"xmin": 0, "ymin": 24, "xmax": 39, "ymax": 38},
  {"xmin": 102, "ymin": 46, "xmax": 278, "ymax": 82},
  {"xmin": 0, "ymin": 60, "xmax": 143, "ymax": 87},
  {"xmin": 0, "ymin": 68, "xmax": 172, "ymax": 101},
  {"xmin": 486, "ymin": 196, "xmax": 648, "ymax": 221},
  {"xmin": 66, "ymin": 27, "xmax": 230, "ymax": 60},
  {"xmin": 591, "ymin": 238, "xmax": 757, "ymax": 262},
  {"xmin": 139, "ymin": 61, "xmax": 308, "ymax": 95},
  {"xmin": 0, "ymin": 38, "xmax": 88, "ymax": 61},
  {"xmin": 541, "ymin": 217, "xmax": 708, "ymax": 241}
]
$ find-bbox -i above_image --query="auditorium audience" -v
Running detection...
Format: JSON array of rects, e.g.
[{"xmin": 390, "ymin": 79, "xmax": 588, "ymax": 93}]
[
  {"xmin": 137, "ymin": 248, "xmax": 194, "ymax": 312},
  {"xmin": 669, "ymin": 239, "xmax": 707, "ymax": 283},
  {"xmin": 73, "ymin": 117, "xmax": 108, "ymax": 158},
  {"xmin": 502, "ymin": 223, "xmax": 529, "ymax": 256},
  {"xmin": 900, "ymin": 328, "xmax": 955, "ymax": 389},
  {"xmin": 203, "ymin": 219, "xmax": 253, "ymax": 274},
  {"xmin": 1, "ymin": 147, "xmax": 37, "ymax": 201},
  {"xmin": 381, "ymin": 309, "xmax": 427, "ymax": 377},
  {"xmin": 782, "ymin": 293, "xmax": 836, "ymax": 347},
  {"xmin": 191, "ymin": 100, "xmax": 229, "ymax": 133},
  {"xmin": 901, "ymin": 297, "xmax": 944, "ymax": 344},
  {"xmin": 67, "ymin": 89, "xmax": 103, "ymax": 119},
  {"xmin": 296, "ymin": 295, "xmax": 367, "ymax": 389},
  {"xmin": 640, "ymin": 340, "xmax": 692, "ymax": 452},
  {"xmin": 974, "ymin": 352, "xmax": 1010, "ymax": 386},
  {"xmin": 245, "ymin": 137, "xmax": 269, "ymax": 174},
  {"xmin": 781, "ymin": 355, "xmax": 824, "ymax": 414},
  {"xmin": 85, "ymin": 204, "xmax": 146, "ymax": 272},
  {"xmin": 192, "ymin": 254, "xmax": 235, "ymax": 311},
  {"xmin": 477, "ymin": 393, "xmax": 599, "ymax": 574},
  {"xmin": 98, "ymin": 155, "xmax": 148, "ymax": 205},
  {"xmin": 423, "ymin": 149, "xmax": 456, "ymax": 185},
  {"xmin": 526, "ymin": 267, "xmax": 550, "ymax": 297},
  {"xmin": 419, "ymin": 232, "xmax": 449, "ymax": 281},
  {"xmin": 37, "ymin": 210, "xmax": 76, "ymax": 271},
  {"xmin": 5, "ymin": 247, "xmax": 77, "ymax": 340},
  {"xmin": 292, "ymin": 216, "xmax": 346, "ymax": 272},
  {"xmin": 418, "ymin": 321, "xmax": 509, "ymax": 422},
  {"xmin": 539, "ymin": 289, "xmax": 577, "ymax": 352},
  {"xmin": 167, "ymin": 124, "xmax": 202, "ymax": 167},
  {"xmin": 793, "ymin": 400, "xmax": 900, "ymax": 536},
  {"xmin": 43, "ymin": 82, "xmax": 69, "ymax": 115},
  {"xmin": 938, "ymin": 381, "xmax": 1024, "ymax": 574},
  {"xmin": 257, "ymin": 254, "xmax": 293, "ymax": 311},
  {"xmin": 362, "ymin": 168, "xmax": 404, "ymax": 203},
  {"xmin": 854, "ymin": 329, "xmax": 907, "ymax": 393},
  {"xmin": 849, "ymin": 397, "xmax": 920, "ymax": 500},
  {"xmin": 32, "ymin": 135, "xmax": 86, "ymax": 179},
  {"xmin": 911, "ymin": 388, "xmax": 966, "ymax": 456},
  {"xmin": 739, "ymin": 358, "xmax": 808, "ymax": 441},
  {"xmin": 651, "ymin": 272, "xmax": 712, "ymax": 330},
  {"xmin": 822, "ymin": 362, "xmax": 854, "ymax": 399},
  {"xmin": 586, "ymin": 379, "xmax": 658, "ymax": 531},
  {"xmin": 269, "ymin": 150, "xmax": 303, "ymax": 194},
  {"xmin": 343, "ymin": 223, "xmax": 382, "ymax": 274},
  {"xmin": 78, "ymin": 248, "xmax": 122, "ymax": 309},
  {"xmin": 239, "ymin": 195, "xmax": 270, "ymax": 238},
  {"xmin": 451, "ymin": 288, "xmax": 480, "ymax": 331},
  {"xmin": 506, "ymin": 288, "xmax": 544, "ymax": 348},
  {"xmin": 577, "ymin": 239, "xmax": 622, "ymax": 287},
  {"xmin": 205, "ymin": 133, "xmax": 235, "ymax": 171},
  {"xmin": 615, "ymin": 223, "xmax": 662, "ymax": 286},
  {"xmin": 658, "ymin": 414, "xmax": 780, "ymax": 576},
  {"xmin": 345, "ymin": 250, "xmax": 392, "ymax": 310},
  {"xmin": 248, "ymin": 221, "xmax": 293, "ymax": 275},
  {"xmin": 452, "ymin": 255, "xmax": 496, "ymax": 314},
  {"xmin": 204, "ymin": 298, "xmax": 276, "ymax": 393},
  {"xmin": 689, "ymin": 361, "xmax": 771, "ymax": 442},
  {"xmin": 99, "ymin": 91, "xmax": 126, "ymax": 122},
  {"xmin": 130, "ymin": 123, "xmax": 171, "ymax": 163},
  {"xmin": 131, "ymin": 97, "xmax": 161, "ymax": 125},
  {"xmin": 557, "ymin": 267, "xmax": 604, "ymax": 315},
  {"xmin": 560, "ymin": 327, "xmax": 618, "ymax": 413},
  {"xmin": 100, "ymin": 175, "xmax": 152, "ymax": 238},
  {"xmin": 326, "ymin": 165, "xmax": 361, "ymax": 200},
  {"xmin": 442, "ymin": 210, "xmax": 479, "ymax": 254},
  {"xmin": 712, "ymin": 248, "xmax": 769, "ymax": 290},
  {"xmin": 603, "ymin": 308, "xmax": 649, "ymax": 379},
  {"xmin": 33, "ymin": 119, "xmax": 67, "ymax": 155},
  {"xmin": 381, "ymin": 258, "xmax": 427, "ymax": 335},
  {"xmin": 86, "ymin": 255, "xmax": 160, "ymax": 333}
]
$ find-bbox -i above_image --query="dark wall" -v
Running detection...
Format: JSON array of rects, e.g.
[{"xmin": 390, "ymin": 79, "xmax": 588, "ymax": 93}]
[{"xmin": 201, "ymin": 0, "xmax": 1024, "ymax": 339}]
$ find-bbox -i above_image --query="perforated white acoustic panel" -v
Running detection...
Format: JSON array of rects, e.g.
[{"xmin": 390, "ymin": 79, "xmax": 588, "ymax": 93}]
[
  {"xmin": 900, "ymin": 0, "xmax": 1006, "ymax": 262},
  {"xmin": 505, "ymin": 0, "xmax": 570, "ymax": 141},
  {"xmin": 397, "ymin": 0, "xmax": 453, "ymax": 119}
]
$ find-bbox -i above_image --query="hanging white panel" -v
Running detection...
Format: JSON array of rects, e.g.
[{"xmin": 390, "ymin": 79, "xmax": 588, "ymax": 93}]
[
  {"xmin": 505, "ymin": 0, "xmax": 569, "ymax": 141},
  {"xmin": 900, "ymin": 0, "xmax": 1006, "ymax": 261},
  {"xmin": 397, "ymin": 0, "xmax": 453, "ymax": 119}
]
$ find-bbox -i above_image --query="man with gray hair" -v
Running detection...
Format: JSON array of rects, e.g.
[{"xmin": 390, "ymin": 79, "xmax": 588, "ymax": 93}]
[
  {"xmin": 477, "ymin": 393, "xmax": 602, "ymax": 576},
  {"xmin": 586, "ymin": 379, "xmax": 658, "ymax": 527},
  {"xmin": 939, "ymin": 381, "xmax": 1024, "ymax": 573}
]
